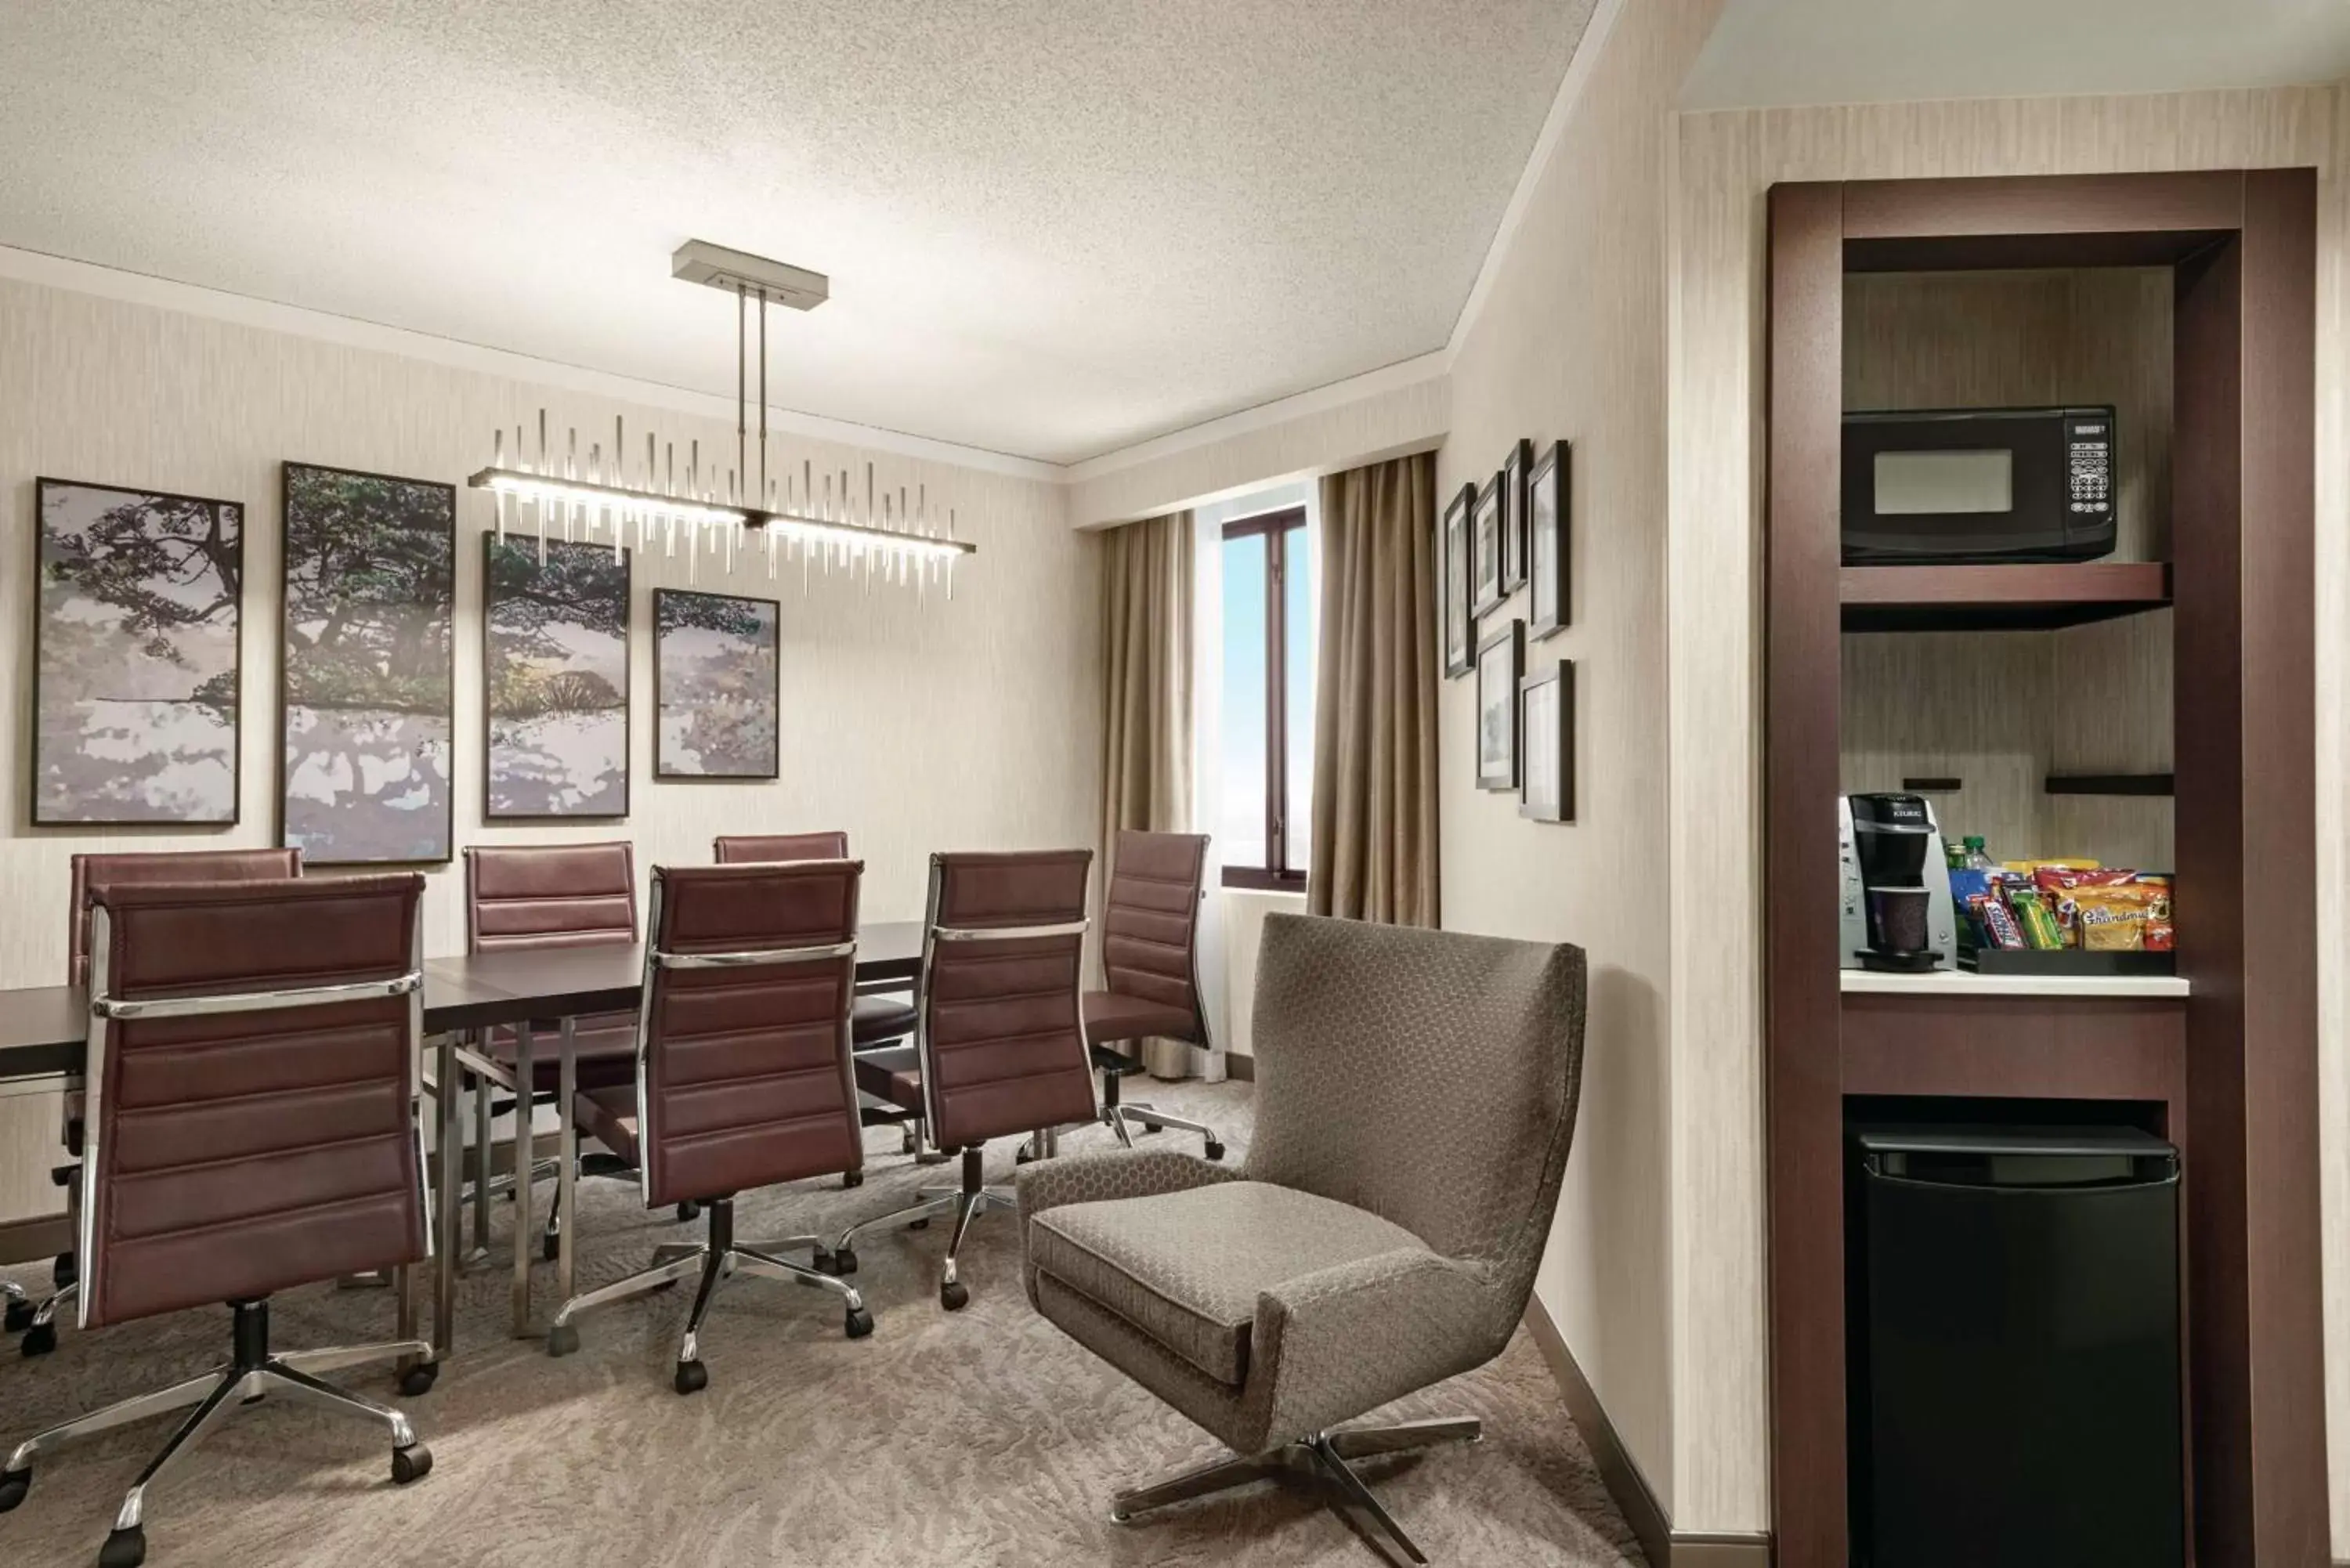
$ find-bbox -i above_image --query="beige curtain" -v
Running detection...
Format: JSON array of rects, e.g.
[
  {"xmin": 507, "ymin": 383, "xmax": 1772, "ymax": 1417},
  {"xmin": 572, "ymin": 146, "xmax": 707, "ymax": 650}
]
[
  {"xmin": 1309, "ymin": 453, "xmax": 1441, "ymax": 926},
  {"xmin": 1098, "ymin": 511, "xmax": 1196, "ymax": 1075}
]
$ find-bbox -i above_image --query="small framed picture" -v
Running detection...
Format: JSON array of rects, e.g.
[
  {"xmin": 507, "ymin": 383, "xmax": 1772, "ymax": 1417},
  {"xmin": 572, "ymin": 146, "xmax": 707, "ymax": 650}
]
[
  {"xmin": 1472, "ymin": 471, "xmax": 1506, "ymax": 615},
  {"xmin": 1528, "ymin": 439, "xmax": 1571, "ymax": 640},
  {"xmin": 1499, "ymin": 438, "xmax": 1531, "ymax": 593},
  {"xmin": 1520, "ymin": 658, "xmax": 1575, "ymax": 823},
  {"xmin": 1476, "ymin": 618, "xmax": 1523, "ymax": 792},
  {"xmin": 1441, "ymin": 482, "xmax": 1477, "ymax": 678}
]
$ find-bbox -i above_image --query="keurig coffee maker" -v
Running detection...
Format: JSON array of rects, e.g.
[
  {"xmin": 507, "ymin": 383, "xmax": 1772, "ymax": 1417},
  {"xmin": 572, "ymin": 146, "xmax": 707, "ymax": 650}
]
[{"xmin": 1839, "ymin": 793, "xmax": 1958, "ymax": 971}]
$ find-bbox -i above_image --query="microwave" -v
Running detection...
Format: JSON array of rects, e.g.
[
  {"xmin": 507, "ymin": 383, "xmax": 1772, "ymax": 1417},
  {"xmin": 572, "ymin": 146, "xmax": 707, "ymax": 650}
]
[{"xmin": 1841, "ymin": 406, "xmax": 2116, "ymax": 565}]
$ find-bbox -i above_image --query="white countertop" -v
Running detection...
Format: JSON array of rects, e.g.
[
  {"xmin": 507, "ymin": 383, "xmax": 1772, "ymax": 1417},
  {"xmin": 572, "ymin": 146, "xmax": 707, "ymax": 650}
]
[{"xmin": 1841, "ymin": 966, "xmax": 2189, "ymax": 999}]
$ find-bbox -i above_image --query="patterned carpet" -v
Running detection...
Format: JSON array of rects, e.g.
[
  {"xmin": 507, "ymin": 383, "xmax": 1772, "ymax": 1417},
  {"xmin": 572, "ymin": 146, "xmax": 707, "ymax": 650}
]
[{"xmin": 0, "ymin": 1081, "xmax": 1642, "ymax": 1568}]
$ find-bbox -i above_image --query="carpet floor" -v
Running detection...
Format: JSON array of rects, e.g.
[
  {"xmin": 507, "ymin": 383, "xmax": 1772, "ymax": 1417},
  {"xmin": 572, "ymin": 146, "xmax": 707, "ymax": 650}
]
[{"xmin": 1, "ymin": 1080, "xmax": 1642, "ymax": 1568}]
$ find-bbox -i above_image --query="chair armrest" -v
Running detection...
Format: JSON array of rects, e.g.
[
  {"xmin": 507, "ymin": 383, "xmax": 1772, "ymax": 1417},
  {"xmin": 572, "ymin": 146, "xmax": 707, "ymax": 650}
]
[
  {"xmin": 1015, "ymin": 1147, "xmax": 1238, "ymax": 1225},
  {"xmin": 1251, "ymin": 1247, "xmax": 1503, "ymax": 1446}
]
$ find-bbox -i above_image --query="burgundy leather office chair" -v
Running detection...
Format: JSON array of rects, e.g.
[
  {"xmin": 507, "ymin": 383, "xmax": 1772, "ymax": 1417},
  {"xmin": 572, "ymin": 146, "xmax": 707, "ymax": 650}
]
[
  {"xmin": 456, "ymin": 842, "xmax": 682, "ymax": 1277},
  {"xmin": 818, "ymin": 849, "xmax": 1097, "ymax": 1310},
  {"xmin": 14, "ymin": 849, "xmax": 305, "ymax": 1354},
  {"xmin": 714, "ymin": 831, "xmax": 848, "ymax": 863},
  {"xmin": 1076, "ymin": 829, "xmax": 1226, "ymax": 1161},
  {"xmin": 0, "ymin": 876, "xmax": 436, "ymax": 1567},
  {"xmin": 549, "ymin": 862, "xmax": 873, "ymax": 1391}
]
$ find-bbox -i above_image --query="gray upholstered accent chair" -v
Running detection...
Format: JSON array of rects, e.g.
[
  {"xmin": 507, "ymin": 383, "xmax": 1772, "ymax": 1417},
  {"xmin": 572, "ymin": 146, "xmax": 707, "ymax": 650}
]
[{"xmin": 1018, "ymin": 912, "xmax": 1585, "ymax": 1563}]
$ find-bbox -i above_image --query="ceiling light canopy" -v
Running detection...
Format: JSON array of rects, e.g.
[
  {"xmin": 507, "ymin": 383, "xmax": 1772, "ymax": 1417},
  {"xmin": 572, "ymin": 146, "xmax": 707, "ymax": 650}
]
[{"xmin": 467, "ymin": 240, "xmax": 974, "ymax": 598}]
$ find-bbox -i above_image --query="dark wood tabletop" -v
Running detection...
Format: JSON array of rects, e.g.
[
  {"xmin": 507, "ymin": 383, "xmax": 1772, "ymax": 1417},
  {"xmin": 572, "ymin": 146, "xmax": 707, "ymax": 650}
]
[{"xmin": 0, "ymin": 920, "xmax": 925, "ymax": 1081}]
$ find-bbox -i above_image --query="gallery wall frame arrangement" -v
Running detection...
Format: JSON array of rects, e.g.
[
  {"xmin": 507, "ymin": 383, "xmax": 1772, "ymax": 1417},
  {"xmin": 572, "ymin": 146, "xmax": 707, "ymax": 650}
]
[
  {"xmin": 1475, "ymin": 617, "xmax": 1523, "ymax": 793},
  {"xmin": 278, "ymin": 461, "xmax": 456, "ymax": 865},
  {"xmin": 1472, "ymin": 471, "xmax": 1506, "ymax": 616},
  {"xmin": 1499, "ymin": 437, "xmax": 1531, "ymax": 594},
  {"xmin": 653, "ymin": 587, "xmax": 782, "ymax": 779},
  {"xmin": 1527, "ymin": 439, "xmax": 1571, "ymax": 640},
  {"xmin": 32, "ymin": 477, "xmax": 244, "ymax": 827},
  {"xmin": 483, "ymin": 533, "xmax": 631, "ymax": 820},
  {"xmin": 1519, "ymin": 657, "xmax": 1574, "ymax": 823},
  {"xmin": 1441, "ymin": 482, "xmax": 1477, "ymax": 678}
]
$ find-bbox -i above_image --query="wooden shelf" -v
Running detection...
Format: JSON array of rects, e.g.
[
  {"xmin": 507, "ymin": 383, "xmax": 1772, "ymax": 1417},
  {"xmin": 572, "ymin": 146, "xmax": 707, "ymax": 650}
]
[{"xmin": 1839, "ymin": 562, "xmax": 2171, "ymax": 632}]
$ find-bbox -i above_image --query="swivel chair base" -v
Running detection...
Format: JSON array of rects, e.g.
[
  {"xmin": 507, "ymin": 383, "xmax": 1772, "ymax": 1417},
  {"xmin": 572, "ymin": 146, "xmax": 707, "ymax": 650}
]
[
  {"xmin": 1109, "ymin": 1417, "xmax": 1482, "ymax": 1566},
  {"xmin": 544, "ymin": 1195, "xmax": 870, "ymax": 1390},
  {"xmin": 1, "ymin": 1280, "xmax": 27, "ymax": 1335},
  {"xmin": 0, "ymin": 1299, "xmax": 432, "ymax": 1567},
  {"xmin": 816, "ymin": 1143, "xmax": 1018, "ymax": 1310}
]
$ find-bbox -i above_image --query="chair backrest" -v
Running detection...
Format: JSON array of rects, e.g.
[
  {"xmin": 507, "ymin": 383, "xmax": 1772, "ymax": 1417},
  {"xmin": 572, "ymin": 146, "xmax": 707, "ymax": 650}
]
[
  {"xmin": 81, "ymin": 875, "xmax": 428, "ymax": 1329},
  {"xmin": 1101, "ymin": 829, "xmax": 1209, "ymax": 1039},
  {"xmin": 465, "ymin": 841, "xmax": 637, "ymax": 952},
  {"xmin": 918, "ymin": 850, "xmax": 1098, "ymax": 1149},
  {"xmin": 636, "ymin": 862, "xmax": 865, "ymax": 1207},
  {"xmin": 1244, "ymin": 914, "xmax": 1585, "ymax": 1300},
  {"xmin": 714, "ymin": 831, "xmax": 850, "ymax": 864},
  {"xmin": 69, "ymin": 847, "xmax": 303, "ymax": 986}
]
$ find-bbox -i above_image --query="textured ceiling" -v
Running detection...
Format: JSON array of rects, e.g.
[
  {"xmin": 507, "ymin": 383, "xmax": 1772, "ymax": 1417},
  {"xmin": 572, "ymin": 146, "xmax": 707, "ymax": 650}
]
[
  {"xmin": 0, "ymin": 0, "xmax": 1596, "ymax": 464},
  {"xmin": 1683, "ymin": 0, "xmax": 2350, "ymax": 110}
]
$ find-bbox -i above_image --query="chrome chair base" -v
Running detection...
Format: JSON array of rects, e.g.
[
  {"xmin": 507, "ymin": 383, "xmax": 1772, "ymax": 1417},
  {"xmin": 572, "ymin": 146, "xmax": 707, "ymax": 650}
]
[
  {"xmin": 818, "ymin": 1143, "xmax": 1019, "ymax": 1310},
  {"xmin": 545, "ymin": 1196, "xmax": 870, "ymax": 1390},
  {"xmin": 0, "ymin": 1299, "xmax": 430, "ymax": 1567},
  {"xmin": 1109, "ymin": 1418, "xmax": 1481, "ymax": 1566},
  {"xmin": 17, "ymin": 1281, "xmax": 76, "ymax": 1357},
  {"xmin": 1111, "ymin": 1100, "xmax": 1227, "ymax": 1161}
]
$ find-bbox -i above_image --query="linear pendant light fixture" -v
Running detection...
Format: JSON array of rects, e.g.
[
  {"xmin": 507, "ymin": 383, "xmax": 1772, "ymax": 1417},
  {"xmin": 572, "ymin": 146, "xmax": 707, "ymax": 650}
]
[{"xmin": 466, "ymin": 240, "xmax": 976, "ymax": 598}]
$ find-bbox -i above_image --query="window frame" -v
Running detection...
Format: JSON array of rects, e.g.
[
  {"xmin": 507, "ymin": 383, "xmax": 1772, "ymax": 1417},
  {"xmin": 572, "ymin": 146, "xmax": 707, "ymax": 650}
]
[{"xmin": 1220, "ymin": 507, "xmax": 1311, "ymax": 891}]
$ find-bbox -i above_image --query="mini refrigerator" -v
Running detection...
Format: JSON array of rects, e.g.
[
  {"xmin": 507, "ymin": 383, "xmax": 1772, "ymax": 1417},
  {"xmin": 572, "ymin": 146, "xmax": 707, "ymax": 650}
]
[{"xmin": 1846, "ymin": 1124, "xmax": 2184, "ymax": 1568}]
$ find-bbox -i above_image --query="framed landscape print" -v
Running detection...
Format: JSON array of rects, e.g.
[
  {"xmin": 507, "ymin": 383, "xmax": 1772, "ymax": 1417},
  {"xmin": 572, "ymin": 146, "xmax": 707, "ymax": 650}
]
[
  {"xmin": 1441, "ymin": 482, "xmax": 1476, "ymax": 678},
  {"xmin": 34, "ymin": 478, "xmax": 242, "ymax": 825},
  {"xmin": 1472, "ymin": 471, "xmax": 1506, "ymax": 615},
  {"xmin": 1475, "ymin": 618, "xmax": 1523, "ymax": 793},
  {"xmin": 1528, "ymin": 439, "xmax": 1571, "ymax": 640},
  {"xmin": 1499, "ymin": 438, "xmax": 1531, "ymax": 593},
  {"xmin": 654, "ymin": 589, "xmax": 780, "ymax": 779},
  {"xmin": 483, "ymin": 534, "xmax": 630, "ymax": 819},
  {"xmin": 280, "ymin": 463, "xmax": 455, "ymax": 864},
  {"xmin": 1520, "ymin": 658, "xmax": 1575, "ymax": 823}
]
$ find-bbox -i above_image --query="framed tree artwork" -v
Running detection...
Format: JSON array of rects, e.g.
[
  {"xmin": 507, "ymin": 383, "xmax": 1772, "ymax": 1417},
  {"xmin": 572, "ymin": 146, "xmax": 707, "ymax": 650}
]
[
  {"xmin": 483, "ymin": 534, "xmax": 631, "ymax": 819},
  {"xmin": 1472, "ymin": 471, "xmax": 1506, "ymax": 616},
  {"xmin": 1441, "ymin": 482, "xmax": 1477, "ymax": 678},
  {"xmin": 1520, "ymin": 658, "xmax": 1575, "ymax": 823},
  {"xmin": 1475, "ymin": 618, "xmax": 1523, "ymax": 792},
  {"xmin": 654, "ymin": 589, "xmax": 780, "ymax": 779},
  {"xmin": 1499, "ymin": 437, "xmax": 1531, "ymax": 593},
  {"xmin": 279, "ymin": 463, "xmax": 455, "ymax": 865},
  {"xmin": 33, "ymin": 478, "xmax": 243, "ymax": 826},
  {"xmin": 1528, "ymin": 439, "xmax": 1571, "ymax": 640}
]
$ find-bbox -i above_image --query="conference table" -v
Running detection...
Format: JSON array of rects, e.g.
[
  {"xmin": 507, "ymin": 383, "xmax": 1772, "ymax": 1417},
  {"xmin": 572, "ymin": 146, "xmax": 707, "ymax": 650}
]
[{"xmin": 0, "ymin": 919, "xmax": 927, "ymax": 1374}]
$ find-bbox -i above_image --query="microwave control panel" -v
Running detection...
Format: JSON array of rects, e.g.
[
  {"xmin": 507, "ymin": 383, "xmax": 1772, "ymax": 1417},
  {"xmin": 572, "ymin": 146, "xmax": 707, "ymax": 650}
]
[{"xmin": 2066, "ymin": 414, "xmax": 2113, "ymax": 518}]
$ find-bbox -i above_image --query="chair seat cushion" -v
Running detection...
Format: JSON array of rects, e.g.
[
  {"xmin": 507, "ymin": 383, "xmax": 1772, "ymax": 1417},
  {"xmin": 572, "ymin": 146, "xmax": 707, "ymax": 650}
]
[
  {"xmin": 486, "ymin": 1013, "xmax": 638, "ymax": 1093},
  {"xmin": 853, "ymin": 1042, "xmax": 923, "ymax": 1114},
  {"xmin": 1082, "ymin": 990, "xmax": 1198, "ymax": 1046},
  {"xmin": 1029, "ymin": 1181, "xmax": 1429, "ymax": 1386},
  {"xmin": 851, "ymin": 994, "xmax": 918, "ymax": 1045},
  {"xmin": 573, "ymin": 1086, "xmax": 640, "ymax": 1168}
]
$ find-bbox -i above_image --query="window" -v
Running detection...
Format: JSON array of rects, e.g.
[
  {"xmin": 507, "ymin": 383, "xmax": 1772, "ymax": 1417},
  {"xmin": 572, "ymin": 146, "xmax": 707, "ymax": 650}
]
[{"xmin": 1220, "ymin": 508, "xmax": 1314, "ymax": 888}]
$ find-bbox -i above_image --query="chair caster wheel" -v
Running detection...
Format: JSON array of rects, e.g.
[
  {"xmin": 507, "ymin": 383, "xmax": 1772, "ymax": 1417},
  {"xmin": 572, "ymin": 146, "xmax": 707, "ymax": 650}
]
[
  {"xmin": 676, "ymin": 1202, "xmax": 700, "ymax": 1222},
  {"xmin": 907, "ymin": 1218, "xmax": 929, "ymax": 1231},
  {"xmin": 2, "ymin": 1299, "xmax": 30, "ymax": 1334},
  {"xmin": 940, "ymin": 1281, "xmax": 969, "ymax": 1312},
  {"xmin": 0, "ymin": 1465, "xmax": 29, "ymax": 1512},
  {"xmin": 844, "ymin": 1306, "xmax": 873, "ymax": 1339},
  {"xmin": 397, "ymin": 1361, "xmax": 439, "ymax": 1396},
  {"xmin": 20, "ymin": 1322, "xmax": 56, "ymax": 1357},
  {"xmin": 674, "ymin": 1359, "xmax": 707, "ymax": 1396},
  {"xmin": 98, "ymin": 1523, "xmax": 145, "ymax": 1568},
  {"xmin": 1014, "ymin": 1143, "xmax": 1035, "ymax": 1165},
  {"xmin": 842, "ymin": 1169, "xmax": 863, "ymax": 1189},
  {"xmin": 546, "ymin": 1323, "xmax": 580, "ymax": 1358},
  {"xmin": 392, "ymin": 1443, "xmax": 432, "ymax": 1485},
  {"xmin": 1204, "ymin": 1140, "xmax": 1226, "ymax": 1162},
  {"xmin": 53, "ymin": 1255, "xmax": 75, "ymax": 1290},
  {"xmin": 540, "ymin": 1232, "xmax": 560, "ymax": 1263}
]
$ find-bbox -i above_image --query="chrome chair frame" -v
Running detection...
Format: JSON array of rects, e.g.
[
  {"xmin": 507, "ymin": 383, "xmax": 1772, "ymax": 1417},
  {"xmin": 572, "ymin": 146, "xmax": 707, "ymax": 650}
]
[
  {"xmin": 543, "ymin": 876, "xmax": 870, "ymax": 1390},
  {"xmin": 0, "ymin": 901, "xmax": 436, "ymax": 1566},
  {"xmin": 821, "ymin": 858, "xmax": 1094, "ymax": 1309}
]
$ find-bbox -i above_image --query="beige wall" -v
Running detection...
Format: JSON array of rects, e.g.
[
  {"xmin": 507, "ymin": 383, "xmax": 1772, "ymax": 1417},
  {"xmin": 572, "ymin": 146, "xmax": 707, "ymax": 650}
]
[
  {"xmin": 1440, "ymin": 0, "xmax": 1726, "ymax": 1522},
  {"xmin": 1667, "ymin": 83, "xmax": 2349, "ymax": 1540}
]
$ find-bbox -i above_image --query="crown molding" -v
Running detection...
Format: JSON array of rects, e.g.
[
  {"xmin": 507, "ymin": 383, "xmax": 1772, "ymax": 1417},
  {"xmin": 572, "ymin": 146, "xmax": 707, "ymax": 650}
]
[{"xmin": 0, "ymin": 243, "xmax": 1063, "ymax": 482}]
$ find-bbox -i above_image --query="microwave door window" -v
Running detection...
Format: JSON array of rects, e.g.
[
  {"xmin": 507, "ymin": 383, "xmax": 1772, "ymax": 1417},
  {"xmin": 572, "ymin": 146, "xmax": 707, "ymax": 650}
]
[{"xmin": 1873, "ymin": 449, "xmax": 2015, "ymax": 517}]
